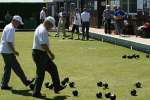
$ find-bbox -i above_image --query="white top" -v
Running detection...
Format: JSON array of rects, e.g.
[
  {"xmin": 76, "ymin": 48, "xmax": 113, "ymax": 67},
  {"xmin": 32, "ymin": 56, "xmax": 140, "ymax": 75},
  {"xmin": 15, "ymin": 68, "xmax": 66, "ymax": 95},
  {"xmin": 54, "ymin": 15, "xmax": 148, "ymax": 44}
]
[
  {"xmin": 58, "ymin": 12, "xmax": 63, "ymax": 17},
  {"xmin": 0, "ymin": 23, "xmax": 15, "ymax": 53},
  {"xmin": 32, "ymin": 24, "xmax": 49, "ymax": 51},
  {"xmin": 40, "ymin": 10, "xmax": 46, "ymax": 20},
  {"xmin": 81, "ymin": 11, "xmax": 90, "ymax": 22},
  {"xmin": 73, "ymin": 13, "xmax": 81, "ymax": 25}
]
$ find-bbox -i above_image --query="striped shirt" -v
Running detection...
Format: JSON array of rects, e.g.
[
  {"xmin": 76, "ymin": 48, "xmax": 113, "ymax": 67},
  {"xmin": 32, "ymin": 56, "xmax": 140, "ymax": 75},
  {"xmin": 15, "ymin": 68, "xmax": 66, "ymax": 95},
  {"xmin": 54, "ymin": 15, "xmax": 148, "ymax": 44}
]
[{"xmin": 103, "ymin": 9, "xmax": 112, "ymax": 20}]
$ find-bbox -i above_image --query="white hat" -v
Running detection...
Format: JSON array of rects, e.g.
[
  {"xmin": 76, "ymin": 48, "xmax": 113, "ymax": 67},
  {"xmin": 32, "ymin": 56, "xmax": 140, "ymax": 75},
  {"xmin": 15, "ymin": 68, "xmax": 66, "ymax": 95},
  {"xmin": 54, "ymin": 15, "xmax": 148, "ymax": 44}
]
[
  {"xmin": 45, "ymin": 16, "xmax": 55, "ymax": 27},
  {"xmin": 106, "ymin": 5, "xmax": 110, "ymax": 9},
  {"xmin": 12, "ymin": 15, "xmax": 24, "ymax": 25},
  {"xmin": 42, "ymin": 7, "xmax": 47, "ymax": 10}
]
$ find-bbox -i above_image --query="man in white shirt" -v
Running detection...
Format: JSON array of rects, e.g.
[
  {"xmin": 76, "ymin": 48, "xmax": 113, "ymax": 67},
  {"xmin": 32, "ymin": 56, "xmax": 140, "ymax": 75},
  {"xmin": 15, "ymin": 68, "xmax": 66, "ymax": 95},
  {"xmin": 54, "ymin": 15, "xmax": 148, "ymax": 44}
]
[
  {"xmin": 81, "ymin": 8, "xmax": 91, "ymax": 40},
  {"xmin": 40, "ymin": 7, "xmax": 47, "ymax": 23},
  {"xmin": 0, "ymin": 15, "xmax": 34, "ymax": 90},
  {"xmin": 70, "ymin": 8, "xmax": 81, "ymax": 39},
  {"xmin": 32, "ymin": 16, "xmax": 65, "ymax": 98}
]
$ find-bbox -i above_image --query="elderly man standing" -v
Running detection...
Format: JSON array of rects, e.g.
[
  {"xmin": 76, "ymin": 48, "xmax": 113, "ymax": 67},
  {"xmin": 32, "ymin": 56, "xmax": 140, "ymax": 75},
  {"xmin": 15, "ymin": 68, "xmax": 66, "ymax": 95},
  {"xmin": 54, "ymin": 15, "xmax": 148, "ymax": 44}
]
[
  {"xmin": 32, "ymin": 16, "xmax": 65, "ymax": 98},
  {"xmin": 103, "ymin": 5, "xmax": 112, "ymax": 34},
  {"xmin": 0, "ymin": 15, "xmax": 34, "ymax": 90},
  {"xmin": 81, "ymin": 8, "xmax": 91, "ymax": 40},
  {"xmin": 40, "ymin": 7, "xmax": 47, "ymax": 23}
]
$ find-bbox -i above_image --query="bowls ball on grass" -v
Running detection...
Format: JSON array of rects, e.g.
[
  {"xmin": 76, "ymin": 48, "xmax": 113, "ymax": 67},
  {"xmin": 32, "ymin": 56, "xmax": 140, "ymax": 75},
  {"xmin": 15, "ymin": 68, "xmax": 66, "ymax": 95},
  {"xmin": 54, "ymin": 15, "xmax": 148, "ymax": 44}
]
[
  {"xmin": 61, "ymin": 77, "xmax": 69, "ymax": 86},
  {"xmin": 72, "ymin": 90, "xmax": 78, "ymax": 96},
  {"xmin": 132, "ymin": 54, "xmax": 137, "ymax": 59},
  {"xmin": 103, "ymin": 82, "xmax": 109, "ymax": 89},
  {"xmin": 44, "ymin": 82, "xmax": 50, "ymax": 88},
  {"xmin": 44, "ymin": 82, "xmax": 54, "ymax": 89},
  {"xmin": 130, "ymin": 89, "xmax": 137, "ymax": 96},
  {"xmin": 97, "ymin": 81, "xmax": 103, "ymax": 87},
  {"xmin": 135, "ymin": 81, "xmax": 142, "ymax": 88},
  {"xmin": 135, "ymin": 55, "xmax": 140, "ymax": 59},
  {"xmin": 110, "ymin": 93, "xmax": 116, "ymax": 100},
  {"xmin": 64, "ymin": 77, "xmax": 69, "ymax": 83},
  {"xmin": 69, "ymin": 82, "xmax": 75, "ymax": 88},
  {"xmin": 122, "ymin": 55, "xmax": 127, "ymax": 59},
  {"xmin": 105, "ymin": 92, "xmax": 111, "ymax": 98},
  {"xmin": 96, "ymin": 92, "xmax": 102, "ymax": 98},
  {"xmin": 48, "ymin": 84, "xmax": 54, "ymax": 89},
  {"xmin": 127, "ymin": 55, "xmax": 133, "ymax": 59},
  {"xmin": 29, "ymin": 84, "xmax": 35, "ymax": 90}
]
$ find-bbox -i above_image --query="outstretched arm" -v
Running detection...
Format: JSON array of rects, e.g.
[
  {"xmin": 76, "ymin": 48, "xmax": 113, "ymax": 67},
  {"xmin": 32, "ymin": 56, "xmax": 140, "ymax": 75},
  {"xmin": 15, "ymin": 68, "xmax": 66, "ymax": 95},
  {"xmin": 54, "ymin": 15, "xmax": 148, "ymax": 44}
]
[
  {"xmin": 7, "ymin": 42, "xmax": 19, "ymax": 56},
  {"xmin": 41, "ymin": 44, "xmax": 55, "ymax": 60}
]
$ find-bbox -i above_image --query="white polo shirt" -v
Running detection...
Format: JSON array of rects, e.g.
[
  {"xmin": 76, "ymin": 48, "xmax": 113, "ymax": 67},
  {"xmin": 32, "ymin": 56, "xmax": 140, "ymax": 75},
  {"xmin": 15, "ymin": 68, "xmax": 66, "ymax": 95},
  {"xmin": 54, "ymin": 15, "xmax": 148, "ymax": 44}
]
[
  {"xmin": 81, "ymin": 11, "xmax": 90, "ymax": 22},
  {"xmin": 40, "ymin": 10, "xmax": 46, "ymax": 20},
  {"xmin": 58, "ymin": 12, "xmax": 63, "ymax": 17},
  {"xmin": 73, "ymin": 13, "xmax": 81, "ymax": 26},
  {"xmin": 32, "ymin": 24, "xmax": 49, "ymax": 51},
  {"xmin": 0, "ymin": 23, "xmax": 15, "ymax": 53}
]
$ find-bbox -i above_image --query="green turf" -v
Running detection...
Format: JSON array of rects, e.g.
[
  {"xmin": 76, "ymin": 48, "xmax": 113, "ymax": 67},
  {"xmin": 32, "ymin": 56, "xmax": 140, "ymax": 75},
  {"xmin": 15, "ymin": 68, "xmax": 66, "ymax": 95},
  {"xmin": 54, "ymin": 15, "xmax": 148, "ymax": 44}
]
[{"xmin": 0, "ymin": 32, "xmax": 150, "ymax": 100}]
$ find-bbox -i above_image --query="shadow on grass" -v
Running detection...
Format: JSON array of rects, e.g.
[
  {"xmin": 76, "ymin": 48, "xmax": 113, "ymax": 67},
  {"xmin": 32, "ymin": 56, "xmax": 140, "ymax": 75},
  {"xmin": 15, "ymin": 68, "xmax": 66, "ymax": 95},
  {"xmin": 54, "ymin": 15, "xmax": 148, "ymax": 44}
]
[
  {"xmin": 11, "ymin": 89, "xmax": 69, "ymax": 100},
  {"xmin": 11, "ymin": 89, "xmax": 31, "ymax": 96}
]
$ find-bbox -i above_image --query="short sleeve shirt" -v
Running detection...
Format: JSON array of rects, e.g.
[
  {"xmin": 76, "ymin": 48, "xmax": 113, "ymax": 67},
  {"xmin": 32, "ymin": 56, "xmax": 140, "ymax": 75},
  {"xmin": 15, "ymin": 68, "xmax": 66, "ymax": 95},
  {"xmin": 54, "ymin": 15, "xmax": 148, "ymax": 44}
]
[
  {"xmin": 0, "ymin": 23, "xmax": 15, "ymax": 53},
  {"xmin": 32, "ymin": 24, "xmax": 49, "ymax": 51},
  {"xmin": 73, "ymin": 13, "xmax": 81, "ymax": 25},
  {"xmin": 114, "ymin": 10, "xmax": 125, "ymax": 16},
  {"xmin": 40, "ymin": 10, "xmax": 46, "ymax": 20},
  {"xmin": 81, "ymin": 11, "xmax": 90, "ymax": 22}
]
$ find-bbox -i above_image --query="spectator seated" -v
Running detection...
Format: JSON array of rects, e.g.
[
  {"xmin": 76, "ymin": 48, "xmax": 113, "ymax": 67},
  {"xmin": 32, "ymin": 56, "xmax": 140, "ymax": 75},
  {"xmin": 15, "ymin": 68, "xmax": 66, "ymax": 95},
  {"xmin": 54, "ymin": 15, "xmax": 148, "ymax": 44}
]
[{"xmin": 137, "ymin": 19, "xmax": 150, "ymax": 38}]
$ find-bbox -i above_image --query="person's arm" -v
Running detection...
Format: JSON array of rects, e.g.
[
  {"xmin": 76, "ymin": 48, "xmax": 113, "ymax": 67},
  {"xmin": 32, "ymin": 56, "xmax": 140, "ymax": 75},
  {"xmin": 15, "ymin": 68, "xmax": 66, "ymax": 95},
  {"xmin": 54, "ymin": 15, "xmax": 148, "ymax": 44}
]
[
  {"xmin": 7, "ymin": 42, "xmax": 19, "ymax": 56},
  {"xmin": 41, "ymin": 44, "xmax": 55, "ymax": 60},
  {"xmin": 89, "ymin": 13, "xmax": 91, "ymax": 24},
  {"xmin": 102, "ymin": 10, "xmax": 106, "ymax": 23},
  {"xmin": 102, "ymin": 10, "xmax": 106, "ymax": 19},
  {"xmin": 38, "ymin": 30, "xmax": 55, "ymax": 60},
  {"xmin": 81, "ymin": 13, "xmax": 83, "ymax": 23},
  {"xmin": 6, "ymin": 29, "xmax": 19, "ymax": 56},
  {"xmin": 40, "ymin": 11, "xmax": 43, "ymax": 20}
]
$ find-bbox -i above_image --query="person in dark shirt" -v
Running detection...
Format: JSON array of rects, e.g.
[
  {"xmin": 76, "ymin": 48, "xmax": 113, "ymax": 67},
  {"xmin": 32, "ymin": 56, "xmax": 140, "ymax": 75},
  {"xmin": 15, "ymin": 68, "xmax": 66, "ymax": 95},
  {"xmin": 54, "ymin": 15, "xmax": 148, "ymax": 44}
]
[{"xmin": 103, "ymin": 5, "xmax": 113, "ymax": 34}]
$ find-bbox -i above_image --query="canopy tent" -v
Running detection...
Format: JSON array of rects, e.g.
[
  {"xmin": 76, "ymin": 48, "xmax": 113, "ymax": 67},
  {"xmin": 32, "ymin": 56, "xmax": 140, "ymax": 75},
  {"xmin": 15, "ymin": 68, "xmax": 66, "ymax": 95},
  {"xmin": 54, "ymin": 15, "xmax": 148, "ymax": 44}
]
[
  {"xmin": 0, "ymin": 0, "xmax": 64, "ymax": 3},
  {"xmin": 0, "ymin": 0, "xmax": 65, "ymax": 29}
]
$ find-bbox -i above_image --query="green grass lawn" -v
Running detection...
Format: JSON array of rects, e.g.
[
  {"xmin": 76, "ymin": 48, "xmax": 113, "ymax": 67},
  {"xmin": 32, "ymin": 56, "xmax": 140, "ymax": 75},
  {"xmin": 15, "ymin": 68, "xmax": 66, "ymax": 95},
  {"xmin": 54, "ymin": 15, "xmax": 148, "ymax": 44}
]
[{"xmin": 0, "ymin": 32, "xmax": 150, "ymax": 100}]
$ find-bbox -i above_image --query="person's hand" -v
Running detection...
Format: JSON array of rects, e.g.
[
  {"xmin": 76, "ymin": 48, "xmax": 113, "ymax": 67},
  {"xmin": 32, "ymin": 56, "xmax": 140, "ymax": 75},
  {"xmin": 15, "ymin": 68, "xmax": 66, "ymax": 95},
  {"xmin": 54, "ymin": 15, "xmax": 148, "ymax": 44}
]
[
  {"xmin": 14, "ymin": 51, "xmax": 19, "ymax": 56},
  {"xmin": 51, "ymin": 53, "xmax": 55, "ymax": 60}
]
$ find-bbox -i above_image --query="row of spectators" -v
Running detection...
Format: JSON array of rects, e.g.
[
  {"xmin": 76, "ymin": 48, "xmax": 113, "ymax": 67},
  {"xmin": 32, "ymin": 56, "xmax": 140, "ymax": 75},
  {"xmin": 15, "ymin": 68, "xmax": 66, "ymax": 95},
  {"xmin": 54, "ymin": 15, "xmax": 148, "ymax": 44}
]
[{"xmin": 102, "ymin": 5, "xmax": 150, "ymax": 38}]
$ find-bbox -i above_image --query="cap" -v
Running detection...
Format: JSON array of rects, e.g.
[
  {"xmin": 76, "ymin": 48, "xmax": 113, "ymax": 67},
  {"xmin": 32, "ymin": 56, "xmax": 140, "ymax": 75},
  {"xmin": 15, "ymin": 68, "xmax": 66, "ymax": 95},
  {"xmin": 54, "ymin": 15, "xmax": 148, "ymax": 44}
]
[
  {"xmin": 45, "ymin": 16, "xmax": 55, "ymax": 27},
  {"xmin": 12, "ymin": 15, "xmax": 24, "ymax": 25},
  {"xmin": 106, "ymin": 5, "xmax": 110, "ymax": 9},
  {"xmin": 42, "ymin": 7, "xmax": 47, "ymax": 10}
]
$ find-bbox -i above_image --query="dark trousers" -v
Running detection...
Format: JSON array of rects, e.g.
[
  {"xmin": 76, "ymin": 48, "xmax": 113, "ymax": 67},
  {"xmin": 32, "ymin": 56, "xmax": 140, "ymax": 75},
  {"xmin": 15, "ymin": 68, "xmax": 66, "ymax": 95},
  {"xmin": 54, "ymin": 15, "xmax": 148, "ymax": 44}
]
[
  {"xmin": 104, "ymin": 19, "xmax": 111, "ymax": 34},
  {"xmin": 71, "ymin": 24, "xmax": 80, "ymax": 39},
  {"xmin": 115, "ymin": 21, "xmax": 124, "ymax": 34},
  {"xmin": 32, "ymin": 50, "xmax": 61, "ymax": 94},
  {"xmin": 1, "ymin": 53, "xmax": 28, "ymax": 87},
  {"xmin": 82, "ymin": 22, "xmax": 90, "ymax": 40}
]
